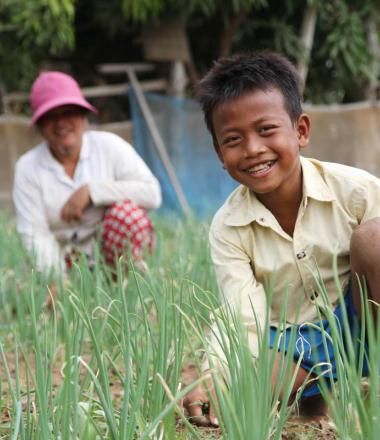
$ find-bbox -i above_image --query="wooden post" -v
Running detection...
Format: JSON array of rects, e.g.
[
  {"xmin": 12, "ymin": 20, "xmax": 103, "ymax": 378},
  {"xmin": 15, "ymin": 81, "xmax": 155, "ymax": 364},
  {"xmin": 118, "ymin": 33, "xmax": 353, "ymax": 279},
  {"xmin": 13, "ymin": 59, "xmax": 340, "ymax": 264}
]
[
  {"xmin": 297, "ymin": 5, "xmax": 317, "ymax": 88},
  {"xmin": 125, "ymin": 67, "xmax": 192, "ymax": 216},
  {"xmin": 169, "ymin": 61, "xmax": 188, "ymax": 96},
  {"xmin": 366, "ymin": 18, "xmax": 380, "ymax": 102}
]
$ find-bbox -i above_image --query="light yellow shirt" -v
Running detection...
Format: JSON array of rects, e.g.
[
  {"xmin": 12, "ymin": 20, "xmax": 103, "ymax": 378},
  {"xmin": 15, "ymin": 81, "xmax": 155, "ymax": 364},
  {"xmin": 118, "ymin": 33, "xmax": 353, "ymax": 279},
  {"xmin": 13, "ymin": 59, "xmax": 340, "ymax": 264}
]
[{"xmin": 206, "ymin": 157, "xmax": 380, "ymax": 369}]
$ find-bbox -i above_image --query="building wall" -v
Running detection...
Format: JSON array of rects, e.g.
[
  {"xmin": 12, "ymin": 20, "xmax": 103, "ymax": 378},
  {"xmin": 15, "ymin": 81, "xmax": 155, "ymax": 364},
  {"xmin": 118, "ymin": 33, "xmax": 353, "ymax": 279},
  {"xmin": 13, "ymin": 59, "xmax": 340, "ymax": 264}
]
[{"xmin": 304, "ymin": 102, "xmax": 380, "ymax": 176}]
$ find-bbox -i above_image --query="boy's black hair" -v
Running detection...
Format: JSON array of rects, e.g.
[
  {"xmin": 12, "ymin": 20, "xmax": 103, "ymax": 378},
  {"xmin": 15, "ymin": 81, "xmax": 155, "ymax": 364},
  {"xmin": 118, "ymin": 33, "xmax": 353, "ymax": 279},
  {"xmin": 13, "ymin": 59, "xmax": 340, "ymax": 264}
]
[{"xmin": 197, "ymin": 52, "xmax": 303, "ymax": 142}]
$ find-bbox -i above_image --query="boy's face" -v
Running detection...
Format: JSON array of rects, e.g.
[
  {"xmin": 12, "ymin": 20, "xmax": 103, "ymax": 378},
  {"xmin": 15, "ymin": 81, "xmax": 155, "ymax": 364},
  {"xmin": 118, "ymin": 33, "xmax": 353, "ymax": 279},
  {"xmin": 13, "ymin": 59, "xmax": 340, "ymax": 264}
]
[{"xmin": 212, "ymin": 88, "xmax": 310, "ymax": 205}]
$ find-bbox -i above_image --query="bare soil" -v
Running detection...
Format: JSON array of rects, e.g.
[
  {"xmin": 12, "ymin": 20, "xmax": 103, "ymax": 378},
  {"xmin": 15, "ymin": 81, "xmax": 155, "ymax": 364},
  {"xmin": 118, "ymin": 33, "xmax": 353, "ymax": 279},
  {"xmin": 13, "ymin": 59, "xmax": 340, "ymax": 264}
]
[
  {"xmin": 180, "ymin": 363, "xmax": 337, "ymax": 439},
  {"xmin": 0, "ymin": 354, "xmax": 337, "ymax": 439}
]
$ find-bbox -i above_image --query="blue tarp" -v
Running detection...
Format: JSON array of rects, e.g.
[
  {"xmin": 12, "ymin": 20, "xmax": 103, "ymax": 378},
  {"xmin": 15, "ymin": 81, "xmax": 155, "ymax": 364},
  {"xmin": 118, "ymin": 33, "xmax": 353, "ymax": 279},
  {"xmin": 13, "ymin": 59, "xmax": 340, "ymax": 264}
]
[{"xmin": 129, "ymin": 90, "xmax": 237, "ymax": 217}]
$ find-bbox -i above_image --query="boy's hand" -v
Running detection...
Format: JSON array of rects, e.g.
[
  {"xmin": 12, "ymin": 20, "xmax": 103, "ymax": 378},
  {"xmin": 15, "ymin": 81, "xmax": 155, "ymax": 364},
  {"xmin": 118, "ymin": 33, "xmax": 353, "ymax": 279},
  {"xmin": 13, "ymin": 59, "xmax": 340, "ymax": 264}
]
[
  {"xmin": 61, "ymin": 185, "xmax": 91, "ymax": 222},
  {"xmin": 182, "ymin": 373, "xmax": 219, "ymax": 427}
]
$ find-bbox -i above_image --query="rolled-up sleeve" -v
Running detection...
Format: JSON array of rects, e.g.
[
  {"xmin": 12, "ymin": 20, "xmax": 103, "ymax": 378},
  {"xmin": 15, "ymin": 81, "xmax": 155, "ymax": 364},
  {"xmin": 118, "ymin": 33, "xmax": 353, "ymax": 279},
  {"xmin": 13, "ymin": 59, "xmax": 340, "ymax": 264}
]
[{"xmin": 354, "ymin": 174, "xmax": 380, "ymax": 222}]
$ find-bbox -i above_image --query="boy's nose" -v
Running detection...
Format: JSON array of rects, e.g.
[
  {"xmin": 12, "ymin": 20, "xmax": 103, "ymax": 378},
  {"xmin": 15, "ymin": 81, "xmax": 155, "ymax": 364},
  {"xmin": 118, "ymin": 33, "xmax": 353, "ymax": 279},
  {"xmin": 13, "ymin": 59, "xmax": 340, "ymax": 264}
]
[{"xmin": 245, "ymin": 135, "xmax": 267, "ymax": 156}]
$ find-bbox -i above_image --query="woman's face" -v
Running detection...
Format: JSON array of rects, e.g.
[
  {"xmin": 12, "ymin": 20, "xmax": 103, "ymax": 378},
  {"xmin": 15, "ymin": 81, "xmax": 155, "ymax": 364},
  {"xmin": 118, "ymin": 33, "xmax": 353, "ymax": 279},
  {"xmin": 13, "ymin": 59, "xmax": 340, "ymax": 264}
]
[{"xmin": 38, "ymin": 105, "xmax": 87, "ymax": 162}]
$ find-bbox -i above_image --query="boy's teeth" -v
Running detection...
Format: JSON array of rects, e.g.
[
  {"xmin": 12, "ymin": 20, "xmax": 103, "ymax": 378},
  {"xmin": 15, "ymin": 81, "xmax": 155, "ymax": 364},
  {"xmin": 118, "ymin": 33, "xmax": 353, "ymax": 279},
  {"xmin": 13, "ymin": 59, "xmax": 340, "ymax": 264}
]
[{"xmin": 248, "ymin": 161, "xmax": 273, "ymax": 173}]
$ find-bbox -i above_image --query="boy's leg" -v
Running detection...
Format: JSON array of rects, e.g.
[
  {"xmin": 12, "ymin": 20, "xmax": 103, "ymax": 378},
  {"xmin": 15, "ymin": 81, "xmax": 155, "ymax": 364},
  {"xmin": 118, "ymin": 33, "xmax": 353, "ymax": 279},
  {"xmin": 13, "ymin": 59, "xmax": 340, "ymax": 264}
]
[
  {"xmin": 297, "ymin": 394, "xmax": 327, "ymax": 417},
  {"xmin": 350, "ymin": 217, "xmax": 380, "ymax": 318},
  {"xmin": 271, "ymin": 351, "xmax": 308, "ymax": 400},
  {"xmin": 271, "ymin": 351, "xmax": 327, "ymax": 416}
]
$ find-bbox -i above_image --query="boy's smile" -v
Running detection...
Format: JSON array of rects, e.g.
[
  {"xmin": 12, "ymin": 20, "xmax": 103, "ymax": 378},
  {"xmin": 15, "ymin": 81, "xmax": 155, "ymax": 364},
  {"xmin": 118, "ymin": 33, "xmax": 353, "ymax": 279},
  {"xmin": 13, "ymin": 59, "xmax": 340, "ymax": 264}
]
[{"xmin": 212, "ymin": 88, "xmax": 310, "ymax": 208}]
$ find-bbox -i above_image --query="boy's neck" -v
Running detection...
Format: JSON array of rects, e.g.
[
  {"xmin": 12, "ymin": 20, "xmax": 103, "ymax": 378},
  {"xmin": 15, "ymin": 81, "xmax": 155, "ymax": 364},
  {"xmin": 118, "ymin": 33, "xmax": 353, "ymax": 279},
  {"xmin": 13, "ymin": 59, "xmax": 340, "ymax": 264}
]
[{"xmin": 256, "ymin": 177, "xmax": 303, "ymax": 237}]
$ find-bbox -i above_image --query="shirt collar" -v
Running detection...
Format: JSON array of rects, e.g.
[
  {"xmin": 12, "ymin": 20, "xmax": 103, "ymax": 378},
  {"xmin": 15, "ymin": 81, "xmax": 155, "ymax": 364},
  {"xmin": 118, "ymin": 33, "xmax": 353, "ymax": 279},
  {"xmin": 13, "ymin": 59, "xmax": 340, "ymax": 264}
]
[
  {"xmin": 301, "ymin": 156, "xmax": 335, "ymax": 203},
  {"xmin": 40, "ymin": 132, "xmax": 89, "ymax": 169},
  {"xmin": 225, "ymin": 156, "xmax": 335, "ymax": 227}
]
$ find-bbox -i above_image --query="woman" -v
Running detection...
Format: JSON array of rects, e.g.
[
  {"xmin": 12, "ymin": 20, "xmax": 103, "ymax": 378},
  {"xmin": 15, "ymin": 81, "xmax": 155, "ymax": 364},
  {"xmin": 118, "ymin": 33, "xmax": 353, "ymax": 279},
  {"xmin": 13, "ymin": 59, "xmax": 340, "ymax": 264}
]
[{"xmin": 13, "ymin": 71, "xmax": 161, "ymax": 274}]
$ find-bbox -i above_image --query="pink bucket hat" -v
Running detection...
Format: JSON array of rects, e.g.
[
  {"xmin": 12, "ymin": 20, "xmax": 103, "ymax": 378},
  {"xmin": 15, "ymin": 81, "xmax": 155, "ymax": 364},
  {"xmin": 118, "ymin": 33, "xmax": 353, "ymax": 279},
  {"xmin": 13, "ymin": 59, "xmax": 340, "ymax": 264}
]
[{"xmin": 30, "ymin": 71, "xmax": 97, "ymax": 124}]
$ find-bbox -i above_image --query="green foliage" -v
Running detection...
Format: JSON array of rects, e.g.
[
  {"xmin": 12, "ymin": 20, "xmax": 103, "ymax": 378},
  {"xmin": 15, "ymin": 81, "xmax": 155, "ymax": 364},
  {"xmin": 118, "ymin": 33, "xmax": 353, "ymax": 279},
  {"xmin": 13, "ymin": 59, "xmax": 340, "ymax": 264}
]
[
  {"xmin": 234, "ymin": 0, "xmax": 380, "ymax": 103},
  {"xmin": 319, "ymin": 2, "xmax": 372, "ymax": 77},
  {"xmin": 1, "ymin": 0, "xmax": 380, "ymax": 104},
  {"xmin": 119, "ymin": 0, "xmax": 267, "ymax": 22},
  {"xmin": 0, "ymin": 215, "xmax": 214, "ymax": 438},
  {"xmin": 305, "ymin": 0, "xmax": 379, "ymax": 102},
  {"xmin": 0, "ymin": 0, "xmax": 75, "ymax": 91},
  {"xmin": 1, "ymin": 214, "xmax": 380, "ymax": 438},
  {"xmin": 9, "ymin": 0, "xmax": 75, "ymax": 52},
  {"xmin": 273, "ymin": 20, "xmax": 304, "ymax": 59},
  {"xmin": 312, "ymin": 257, "xmax": 380, "ymax": 440}
]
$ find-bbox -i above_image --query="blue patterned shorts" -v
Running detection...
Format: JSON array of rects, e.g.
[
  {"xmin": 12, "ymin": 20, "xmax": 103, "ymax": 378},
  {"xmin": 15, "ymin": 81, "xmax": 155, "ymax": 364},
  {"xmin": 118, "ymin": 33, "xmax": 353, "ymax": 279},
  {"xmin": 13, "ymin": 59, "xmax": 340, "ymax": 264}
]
[{"xmin": 269, "ymin": 286, "xmax": 368, "ymax": 398}]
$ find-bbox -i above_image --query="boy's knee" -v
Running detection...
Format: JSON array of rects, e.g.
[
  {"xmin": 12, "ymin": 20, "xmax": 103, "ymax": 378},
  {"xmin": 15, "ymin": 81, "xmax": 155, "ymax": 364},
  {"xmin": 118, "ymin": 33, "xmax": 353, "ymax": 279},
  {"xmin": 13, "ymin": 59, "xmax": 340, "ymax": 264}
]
[
  {"xmin": 350, "ymin": 218, "xmax": 380, "ymax": 268},
  {"xmin": 351, "ymin": 218, "xmax": 380, "ymax": 246}
]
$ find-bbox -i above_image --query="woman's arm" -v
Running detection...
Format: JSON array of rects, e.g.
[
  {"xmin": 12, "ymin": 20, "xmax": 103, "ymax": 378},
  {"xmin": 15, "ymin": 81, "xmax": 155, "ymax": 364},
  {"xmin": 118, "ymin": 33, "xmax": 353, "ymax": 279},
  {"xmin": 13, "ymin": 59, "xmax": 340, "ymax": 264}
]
[
  {"xmin": 88, "ymin": 134, "xmax": 162, "ymax": 210},
  {"xmin": 13, "ymin": 161, "xmax": 62, "ymax": 273}
]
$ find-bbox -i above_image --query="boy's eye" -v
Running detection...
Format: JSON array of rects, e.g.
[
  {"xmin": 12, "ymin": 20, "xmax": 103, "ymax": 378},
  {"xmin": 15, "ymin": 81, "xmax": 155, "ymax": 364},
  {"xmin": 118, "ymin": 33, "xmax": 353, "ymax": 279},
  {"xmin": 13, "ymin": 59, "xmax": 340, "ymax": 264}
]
[
  {"xmin": 222, "ymin": 135, "xmax": 241, "ymax": 146},
  {"xmin": 259, "ymin": 125, "xmax": 276, "ymax": 134}
]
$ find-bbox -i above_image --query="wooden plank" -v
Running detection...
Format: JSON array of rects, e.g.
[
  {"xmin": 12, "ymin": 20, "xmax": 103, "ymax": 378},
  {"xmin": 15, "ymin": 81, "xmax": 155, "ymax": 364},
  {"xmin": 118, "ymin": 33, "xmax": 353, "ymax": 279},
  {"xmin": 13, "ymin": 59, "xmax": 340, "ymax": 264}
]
[
  {"xmin": 97, "ymin": 63, "xmax": 156, "ymax": 74},
  {"xmin": 81, "ymin": 79, "xmax": 167, "ymax": 97},
  {"xmin": 3, "ymin": 79, "xmax": 168, "ymax": 104}
]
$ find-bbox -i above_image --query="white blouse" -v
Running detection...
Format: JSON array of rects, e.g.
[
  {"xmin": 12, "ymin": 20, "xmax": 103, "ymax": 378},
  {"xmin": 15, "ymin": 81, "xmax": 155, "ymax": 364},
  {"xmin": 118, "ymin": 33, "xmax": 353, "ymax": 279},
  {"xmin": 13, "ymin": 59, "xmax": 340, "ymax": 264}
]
[{"xmin": 13, "ymin": 130, "xmax": 161, "ymax": 273}]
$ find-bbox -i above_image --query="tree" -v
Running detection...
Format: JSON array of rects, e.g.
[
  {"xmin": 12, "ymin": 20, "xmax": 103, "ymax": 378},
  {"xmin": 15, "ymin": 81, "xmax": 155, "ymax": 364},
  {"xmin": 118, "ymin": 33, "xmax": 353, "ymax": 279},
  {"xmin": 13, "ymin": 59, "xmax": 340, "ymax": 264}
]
[
  {"xmin": 297, "ymin": 1, "xmax": 318, "ymax": 86},
  {"xmin": 1, "ymin": 0, "xmax": 380, "ymax": 105},
  {"xmin": 304, "ymin": 0, "xmax": 380, "ymax": 102},
  {"xmin": 88, "ymin": 0, "xmax": 268, "ymax": 81},
  {"xmin": 0, "ymin": 0, "xmax": 75, "ymax": 92},
  {"xmin": 233, "ymin": 0, "xmax": 380, "ymax": 103}
]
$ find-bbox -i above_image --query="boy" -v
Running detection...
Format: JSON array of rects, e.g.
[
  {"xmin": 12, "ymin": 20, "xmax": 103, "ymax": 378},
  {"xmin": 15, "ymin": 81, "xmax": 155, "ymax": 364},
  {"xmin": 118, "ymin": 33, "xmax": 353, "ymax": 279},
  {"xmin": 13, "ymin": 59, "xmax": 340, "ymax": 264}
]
[{"xmin": 183, "ymin": 52, "xmax": 380, "ymax": 426}]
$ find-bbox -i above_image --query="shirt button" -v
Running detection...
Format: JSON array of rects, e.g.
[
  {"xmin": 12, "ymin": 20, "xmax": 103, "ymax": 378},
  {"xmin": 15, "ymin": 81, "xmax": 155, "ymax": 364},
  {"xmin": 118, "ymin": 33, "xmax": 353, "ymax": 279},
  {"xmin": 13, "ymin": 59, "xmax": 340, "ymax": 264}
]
[
  {"xmin": 296, "ymin": 251, "xmax": 306, "ymax": 260},
  {"xmin": 310, "ymin": 291, "xmax": 319, "ymax": 300},
  {"xmin": 259, "ymin": 217, "xmax": 265, "ymax": 222}
]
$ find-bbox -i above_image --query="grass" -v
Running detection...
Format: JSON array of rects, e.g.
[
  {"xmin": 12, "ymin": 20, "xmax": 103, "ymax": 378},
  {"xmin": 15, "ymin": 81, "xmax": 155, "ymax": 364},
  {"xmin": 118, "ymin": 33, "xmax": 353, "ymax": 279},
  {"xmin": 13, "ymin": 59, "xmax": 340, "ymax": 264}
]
[{"xmin": 0, "ymin": 213, "xmax": 378, "ymax": 439}]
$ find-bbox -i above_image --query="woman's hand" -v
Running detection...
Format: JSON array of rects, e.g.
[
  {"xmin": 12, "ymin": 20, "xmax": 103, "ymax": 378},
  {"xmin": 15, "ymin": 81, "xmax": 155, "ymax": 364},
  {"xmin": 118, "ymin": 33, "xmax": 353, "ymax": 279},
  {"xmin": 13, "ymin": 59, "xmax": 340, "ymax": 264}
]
[
  {"xmin": 182, "ymin": 372, "xmax": 219, "ymax": 427},
  {"xmin": 61, "ymin": 185, "xmax": 91, "ymax": 222}
]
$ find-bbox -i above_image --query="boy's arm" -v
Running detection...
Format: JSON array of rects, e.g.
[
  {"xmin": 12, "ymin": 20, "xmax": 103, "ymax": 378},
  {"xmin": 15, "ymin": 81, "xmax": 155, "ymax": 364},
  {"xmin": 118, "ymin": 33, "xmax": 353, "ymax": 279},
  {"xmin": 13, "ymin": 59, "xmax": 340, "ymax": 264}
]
[
  {"xmin": 182, "ymin": 372, "xmax": 219, "ymax": 427},
  {"xmin": 183, "ymin": 225, "xmax": 267, "ymax": 426},
  {"xmin": 204, "ymin": 225, "xmax": 267, "ymax": 373}
]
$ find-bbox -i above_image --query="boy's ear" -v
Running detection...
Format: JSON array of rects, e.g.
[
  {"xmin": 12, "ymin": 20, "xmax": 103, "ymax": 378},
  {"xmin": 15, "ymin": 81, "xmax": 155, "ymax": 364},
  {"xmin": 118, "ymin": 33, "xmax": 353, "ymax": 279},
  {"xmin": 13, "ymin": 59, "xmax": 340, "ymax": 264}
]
[{"xmin": 296, "ymin": 113, "xmax": 311, "ymax": 149}]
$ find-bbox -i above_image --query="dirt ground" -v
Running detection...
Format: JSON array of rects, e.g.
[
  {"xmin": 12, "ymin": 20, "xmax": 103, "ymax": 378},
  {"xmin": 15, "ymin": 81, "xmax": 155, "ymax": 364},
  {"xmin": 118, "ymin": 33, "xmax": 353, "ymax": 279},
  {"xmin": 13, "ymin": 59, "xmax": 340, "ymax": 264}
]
[
  {"xmin": 177, "ymin": 418, "xmax": 337, "ymax": 439},
  {"xmin": 0, "ymin": 353, "xmax": 337, "ymax": 439},
  {"xmin": 180, "ymin": 363, "xmax": 337, "ymax": 439}
]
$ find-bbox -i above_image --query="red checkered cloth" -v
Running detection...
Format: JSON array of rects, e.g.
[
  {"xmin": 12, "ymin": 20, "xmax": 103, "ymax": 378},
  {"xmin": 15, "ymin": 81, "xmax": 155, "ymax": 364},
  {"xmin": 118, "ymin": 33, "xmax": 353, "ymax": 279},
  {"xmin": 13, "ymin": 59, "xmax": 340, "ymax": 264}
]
[{"xmin": 101, "ymin": 200, "xmax": 155, "ymax": 268}]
